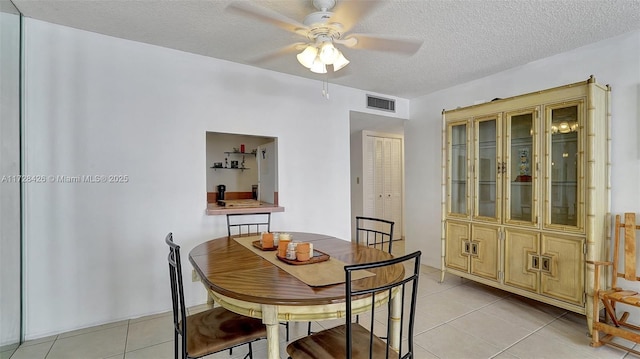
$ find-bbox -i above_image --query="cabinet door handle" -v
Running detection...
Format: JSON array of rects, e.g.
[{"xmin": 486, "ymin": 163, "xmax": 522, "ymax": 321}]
[
  {"xmin": 471, "ymin": 242, "xmax": 478, "ymax": 256},
  {"xmin": 531, "ymin": 254, "xmax": 539, "ymax": 270},
  {"xmin": 541, "ymin": 256, "xmax": 551, "ymax": 272},
  {"xmin": 463, "ymin": 240, "xmax": 470, "ymax": 255}
]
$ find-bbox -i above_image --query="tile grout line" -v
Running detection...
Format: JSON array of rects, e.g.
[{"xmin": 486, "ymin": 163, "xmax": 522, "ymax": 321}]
[
  {"xmin": 488, "ymin": 310, "xmax": 573, "ymax": 359},
  {"xmin": 42, "ymin": 337, "xmax": 54, "ymax": 359},
  {"xmin": 121, "ymin": 319, "xmax": 130, "ymax": 358},
  {"xmin": 412, "ymin": 291, "xmax": 538, "ymax": 357},
  {"xmin": 411, "ymin": 292, "xmax": 515, "ymax": 337}
]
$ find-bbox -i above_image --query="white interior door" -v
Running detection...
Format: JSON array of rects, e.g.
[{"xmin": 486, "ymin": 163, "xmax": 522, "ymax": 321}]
[
  {"xmin": 363, "ymin": 133, "xmax": 403, "ymax": 240},
  {"xmin": 257, "ymin": 141, "xmax": 276, "ymax": 204}
]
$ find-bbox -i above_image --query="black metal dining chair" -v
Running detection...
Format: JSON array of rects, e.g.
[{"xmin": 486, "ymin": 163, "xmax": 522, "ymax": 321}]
[
  {"xmin": 227, "ymin": 213, "xmax": 271, "ymax": 237},
  {"xmin": 165, "ymin": 233, "xmax": 266, "ymax": 359},
  {"xmin": 288, "ymin": 250, "xmax": 421, "ymax": 359},
  {"xmin": 355, "ymin": 216, "xmax": 395, "ymax": 253},
  {"xmin": 308, "ymin": 216, "xmax": 396, "ymax": 336}
]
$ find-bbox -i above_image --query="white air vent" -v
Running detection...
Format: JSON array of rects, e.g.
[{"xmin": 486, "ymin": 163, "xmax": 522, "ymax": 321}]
[{"xmin": 366, "ymin": 95, "xmax": 395, "ymax": 112}]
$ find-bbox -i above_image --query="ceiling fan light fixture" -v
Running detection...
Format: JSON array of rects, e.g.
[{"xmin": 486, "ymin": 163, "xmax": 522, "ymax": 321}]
[
  {"xmin": 318, "ymin": 41, "xmax": 339, "ymax": 64},
  {"xmin": 332, "ymin": 51, "xmax": 349, "ymax": 71},
  {"xmin": 309, "ymin": 57, "xmax": 327, "ymax": 74},
  {"xmin": 296, "ymin": 45, "xmax": 318, "ymax": 68}
]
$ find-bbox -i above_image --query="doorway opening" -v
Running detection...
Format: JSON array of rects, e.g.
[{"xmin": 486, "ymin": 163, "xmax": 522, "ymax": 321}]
[{"xmin": 349, "ymin": 111, "xmax": 406, "ymax": 241}]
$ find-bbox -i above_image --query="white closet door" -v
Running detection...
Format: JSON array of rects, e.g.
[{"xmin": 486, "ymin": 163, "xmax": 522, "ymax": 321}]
[{"xmin": 363, "ymin": 134, "xmax": 403, "ymax": 240}]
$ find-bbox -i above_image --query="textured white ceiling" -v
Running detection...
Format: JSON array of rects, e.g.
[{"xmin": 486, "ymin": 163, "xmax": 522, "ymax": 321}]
[{"xmin": 10, "ymin": 0, "xmax": 640, "ymax": 99}]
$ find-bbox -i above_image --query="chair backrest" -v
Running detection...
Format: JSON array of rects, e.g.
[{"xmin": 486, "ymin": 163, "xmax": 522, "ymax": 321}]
[
  {"xmin": 226, "ymin": 213, "xmax": 271, "ymax": 237},
  {"xmin": 612, "ymin": 213, "xmax": 640, "ymax": 289},
  {"xmin": 355, "ymin": 216, "xmax": 395, "ymax": 253},
  {"xmin": 345, "ymin": 250, "xmax": 421, "ymax": 359},
  {"xmin": 166, "ymin": 233, "xmax": 188, "ymax": 354}
]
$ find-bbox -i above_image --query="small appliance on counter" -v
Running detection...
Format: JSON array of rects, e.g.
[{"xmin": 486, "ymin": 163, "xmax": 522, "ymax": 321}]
[{"xmin": 216, "ymin": 184, "xmax": 226, "ymax": 205}]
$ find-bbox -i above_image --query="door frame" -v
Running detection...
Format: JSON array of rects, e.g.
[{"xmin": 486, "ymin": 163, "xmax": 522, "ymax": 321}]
[{"xmin": 357, "ymin": 130, "xmax": 405, "ymax": 241}]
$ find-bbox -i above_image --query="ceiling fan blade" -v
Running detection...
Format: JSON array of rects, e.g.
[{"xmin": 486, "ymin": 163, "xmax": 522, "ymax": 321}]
[
  {"xmin": 330, "ymin": 0, "xmax": 384, "ymax": 33},
  {"xmin": 248, "ymin": 42, "xmax": 307, "ymax": 64},
  {"xmin": 333, "ymin": 37, "xmax": 358, "ymax": 47},
  {"xmin": 338, "ymin": 34, "xmax": 423, "ymax": 55},
  {"xmin": 227, "ymin": 1, "xmax": 308, "ymax": 34}
]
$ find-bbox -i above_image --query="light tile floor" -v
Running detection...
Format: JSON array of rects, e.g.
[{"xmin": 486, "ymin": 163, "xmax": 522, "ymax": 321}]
[{"xmin": 3, "ymin": 240, "xmax": 639, "ymax": 359}]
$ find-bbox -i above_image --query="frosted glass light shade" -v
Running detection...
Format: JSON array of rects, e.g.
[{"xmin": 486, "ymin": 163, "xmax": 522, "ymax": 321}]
[
  {"xmin": 310, "ymin": 57, "xmax": 327, "ymax": 74},
  {"xmin": 332, "ymin": 52, "xmax": 350, "ymax": 71},
  {"xmin": 319, "ymin": 42, "xmax": 339, "ymax": 64},
  {"xmin": 297, "ymin": 46, "xmax": 318, "ymax": 68}
]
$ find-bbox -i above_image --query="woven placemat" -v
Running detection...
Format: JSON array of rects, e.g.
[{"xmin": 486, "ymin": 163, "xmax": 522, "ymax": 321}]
[{"xmin": 234, "ymin": 236, "xmax": 374, "ymax": 287}]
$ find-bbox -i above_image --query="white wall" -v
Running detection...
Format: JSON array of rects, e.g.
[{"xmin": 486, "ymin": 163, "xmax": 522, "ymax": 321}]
[
  {"xmin": 405, "ymin": 30, "xmax": 640, "ymax": 269},
  {"xmin": 349, "ymin": 128, "xmax": 363, "ymax": 237},
  {"xmin": 0, "ymin": 9, "xmax": 22, "ymax": 347},
  {"xmin": 21, "ymin": 18, "xmax": 410, "ymax": 339}
]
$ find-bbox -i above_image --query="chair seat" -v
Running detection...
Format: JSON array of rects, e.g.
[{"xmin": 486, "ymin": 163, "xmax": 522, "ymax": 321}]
[
  {"xmin": 286, "ymin": 324, "xmax": 394, "ymax": 359},
  {"xmin": 185, "ymin": 307, "xmax": 266, "ymax": 358},
  {"xmin": 601, "ymin": 289, "xmax": 640, "ymax": 306}
]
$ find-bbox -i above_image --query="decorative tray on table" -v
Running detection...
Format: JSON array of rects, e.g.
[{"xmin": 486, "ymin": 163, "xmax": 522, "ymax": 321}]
[
  {"xmin": 252, "ymin": 240, "xmax": 277, "ymax": 251},
  {"xmin": 276, "ymin": 250, "xmax": 330, "ymax": 265}
]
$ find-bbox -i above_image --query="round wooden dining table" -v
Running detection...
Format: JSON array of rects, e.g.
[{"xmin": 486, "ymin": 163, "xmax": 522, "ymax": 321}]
[{"xmin": 188, "ymin": 232, "xmax": 404, "ymax": 359}]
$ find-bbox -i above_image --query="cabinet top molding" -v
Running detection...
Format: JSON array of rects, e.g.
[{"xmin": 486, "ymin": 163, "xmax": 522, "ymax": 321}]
[{"xmin": 443, "ymin": 76, "xmax": 610, "ymax": 117}]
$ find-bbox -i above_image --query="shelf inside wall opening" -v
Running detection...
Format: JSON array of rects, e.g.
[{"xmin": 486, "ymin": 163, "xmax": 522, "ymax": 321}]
[{"xmin": 205, "ymin": 132, "xmax": 278, "ymax": 207}]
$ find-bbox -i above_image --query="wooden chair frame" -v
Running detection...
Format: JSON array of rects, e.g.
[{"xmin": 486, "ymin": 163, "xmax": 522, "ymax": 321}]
[{"xmin": 590, "ymin": 213, "xmax": 640, "ymax": 355}]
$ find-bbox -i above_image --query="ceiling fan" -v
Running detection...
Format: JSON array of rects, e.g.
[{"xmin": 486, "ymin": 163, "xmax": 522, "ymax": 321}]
[{"xmin": 228, "ymin": 0, "xmax": 423, "ymax": 74}]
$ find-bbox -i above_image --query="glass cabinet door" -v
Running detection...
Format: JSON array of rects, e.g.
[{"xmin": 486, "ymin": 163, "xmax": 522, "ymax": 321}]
[
  {"xmin": 474, "ymin": 116, "xmax": 501, "ymax": 221},
  {"xmin": 505, "ymin": 110, "xmax": 536, "ymax": 225},
  {"xmin": 546, "ymin": 104, "xmax": 581, "ymax": 228},
  {"xmin": 448, "ymin": 122, "xmax": 469, "ymax": 217}
]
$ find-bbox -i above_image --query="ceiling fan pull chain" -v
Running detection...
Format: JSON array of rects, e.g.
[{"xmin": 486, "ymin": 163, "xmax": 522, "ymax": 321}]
[{"xmin": 322, "ymin": 75, "xmax": 330, "ymax": 99}]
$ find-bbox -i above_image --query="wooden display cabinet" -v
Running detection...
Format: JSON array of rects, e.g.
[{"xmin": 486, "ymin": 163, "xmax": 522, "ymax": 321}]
[{"xmin": 441, "ymin": 76, "xmax": 610, "ymax": 334}]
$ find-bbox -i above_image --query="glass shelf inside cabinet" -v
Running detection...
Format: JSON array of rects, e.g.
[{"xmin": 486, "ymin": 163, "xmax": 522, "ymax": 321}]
[
  {"xmin": 550, "ymin": 106, "xmax": 578, "ymax": 226},
  {"xmin": 508, "ymin": 112, "xmax": 534, "ymax": 223},
  {"xmin": 450, "ymin": 124, "xmax": 467, "ymax": 215},
  {"xmin": 477, "ymin": 120, "xmax": 497, "ymax": 218}
]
